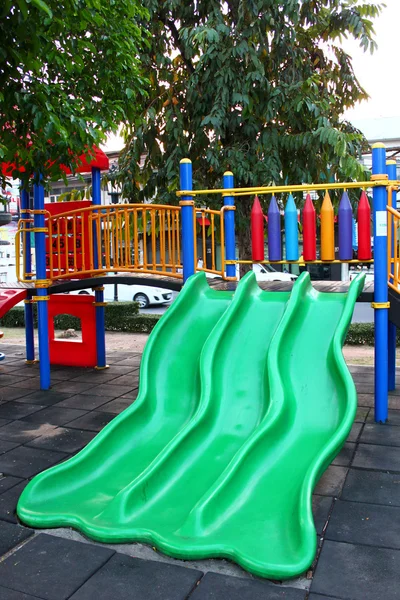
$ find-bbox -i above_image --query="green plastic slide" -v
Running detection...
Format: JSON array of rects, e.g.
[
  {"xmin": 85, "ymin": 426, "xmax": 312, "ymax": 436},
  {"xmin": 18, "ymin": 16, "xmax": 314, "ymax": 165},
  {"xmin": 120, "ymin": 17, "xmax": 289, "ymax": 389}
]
[{"xmin": 18, "ymin": 271, "xmax": 364, "ymax": 579}]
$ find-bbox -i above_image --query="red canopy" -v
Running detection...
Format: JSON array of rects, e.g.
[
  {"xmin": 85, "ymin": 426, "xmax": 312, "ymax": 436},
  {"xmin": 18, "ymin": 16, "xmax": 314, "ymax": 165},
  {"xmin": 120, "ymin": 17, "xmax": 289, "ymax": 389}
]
[{"xmin": 1, "ymin": 145, "xmax": 109, "ymax": 179}]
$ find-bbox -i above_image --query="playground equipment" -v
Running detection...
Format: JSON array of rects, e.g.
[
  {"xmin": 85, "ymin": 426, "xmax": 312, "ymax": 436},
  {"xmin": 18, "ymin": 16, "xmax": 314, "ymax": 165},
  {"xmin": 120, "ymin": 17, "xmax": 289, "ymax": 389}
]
[
  {"xmin": 17, "ymin": 270, "xmax": 365, "ymax": 579},
  {"xmin": 0, "ymin": 142, "xmax": 396, "ymax": 421},
  {"xmin": 11, "ymin": 141, "xmax": 400, "ymax": 578}
]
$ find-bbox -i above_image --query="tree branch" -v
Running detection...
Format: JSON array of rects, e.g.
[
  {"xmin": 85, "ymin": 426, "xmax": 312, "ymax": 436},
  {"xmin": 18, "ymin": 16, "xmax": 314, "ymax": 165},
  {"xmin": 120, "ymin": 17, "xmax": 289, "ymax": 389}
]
[{"xmin": 158, "ymin": 13, "xmax": 194, "ymax": 75}]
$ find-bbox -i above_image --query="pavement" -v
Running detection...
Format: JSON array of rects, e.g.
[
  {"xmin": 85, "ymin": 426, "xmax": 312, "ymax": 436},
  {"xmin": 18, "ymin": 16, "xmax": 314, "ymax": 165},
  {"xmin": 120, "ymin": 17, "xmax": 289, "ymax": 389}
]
[{"xmin": 0, "ymin": 344, "xmax": 399, "ymax": 599}]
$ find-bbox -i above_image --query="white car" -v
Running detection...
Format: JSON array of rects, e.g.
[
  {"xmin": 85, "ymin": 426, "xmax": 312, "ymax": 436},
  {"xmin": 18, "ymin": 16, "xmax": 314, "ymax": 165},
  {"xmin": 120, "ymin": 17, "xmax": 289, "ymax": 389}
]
[
  {"xmin": 110, "ymin": 284, "xmax": 173, "ymax": 308},
  {"xmin": 251, "ymin": 263, "xmax": 297, "ymax": 282}
]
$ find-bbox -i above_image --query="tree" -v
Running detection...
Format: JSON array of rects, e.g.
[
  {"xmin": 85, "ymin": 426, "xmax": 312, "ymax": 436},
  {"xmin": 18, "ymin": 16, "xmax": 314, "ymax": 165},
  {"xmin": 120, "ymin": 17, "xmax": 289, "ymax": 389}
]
[
  {"xmin": 116, "ymin": 0, "xmax": 383, "ymax": 266},
  {"xmin": 0, "ymin": 0, "xmax": 149, "ymax": 186}
]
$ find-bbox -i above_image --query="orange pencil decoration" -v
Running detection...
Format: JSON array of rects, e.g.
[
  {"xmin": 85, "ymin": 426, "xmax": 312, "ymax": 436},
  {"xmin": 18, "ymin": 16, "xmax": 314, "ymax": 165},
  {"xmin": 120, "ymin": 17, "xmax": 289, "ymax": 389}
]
[{"xmin": 320, "ymin": 191, "xmax": 335, "ymax": 261}]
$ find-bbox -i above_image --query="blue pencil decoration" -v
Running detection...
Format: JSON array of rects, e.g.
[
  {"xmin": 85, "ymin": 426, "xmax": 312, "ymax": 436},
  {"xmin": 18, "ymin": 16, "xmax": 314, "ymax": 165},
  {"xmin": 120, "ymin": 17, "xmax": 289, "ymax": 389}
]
[
  {"xmin": 338, "ymin": 191, "xmax": 353, "ymax": 260},
  {"xmin": 284, "ymin": 194, "xmax": 299, "ymax": 261}
]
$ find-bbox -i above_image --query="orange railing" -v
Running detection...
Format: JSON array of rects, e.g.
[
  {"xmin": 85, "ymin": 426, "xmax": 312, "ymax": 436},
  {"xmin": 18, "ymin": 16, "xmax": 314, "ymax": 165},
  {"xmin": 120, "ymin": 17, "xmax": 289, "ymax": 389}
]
[
  {"xmin": 17, "ymin": 203, "xmax": 226, "ymax": 284},
  {"xmin": 387, "ymin": 204, "xmax": 400, "ymax": 293}
]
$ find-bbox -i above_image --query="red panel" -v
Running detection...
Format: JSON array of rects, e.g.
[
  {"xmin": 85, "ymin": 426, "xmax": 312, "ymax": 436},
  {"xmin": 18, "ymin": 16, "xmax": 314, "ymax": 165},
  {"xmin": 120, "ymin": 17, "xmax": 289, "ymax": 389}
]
[{"xmin": 48, "ymin": 295, "xmax": 97, "ymax": 367}]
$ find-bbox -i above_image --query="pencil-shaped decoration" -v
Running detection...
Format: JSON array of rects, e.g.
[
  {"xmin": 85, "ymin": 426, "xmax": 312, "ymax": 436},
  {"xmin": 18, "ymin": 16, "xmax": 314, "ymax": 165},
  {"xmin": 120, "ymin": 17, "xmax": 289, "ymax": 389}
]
[
  {"xmin": 338, "ymin": 191, "xmax": 353, "ymax": 260},
  {"xmin": 320, "ymin": 191, "xmax": 335, "ymax": 261},
  {"xmin": 284, "ymin": 193, "xmax": 299, "ymax": 261},
  {"xmin": 357, "ymin": 190, "xmax": 371, "ymax": 260},
  {"xmin": 302, "ymin": 193, "xmax": 316, "ymax": 261},
  {"xmin": 251, "ymin": 195, "xmax": 264, "ymax": 261},
  {"xmin": 268, "ymin": 195, "xmax": 281, "ymax": 261}
]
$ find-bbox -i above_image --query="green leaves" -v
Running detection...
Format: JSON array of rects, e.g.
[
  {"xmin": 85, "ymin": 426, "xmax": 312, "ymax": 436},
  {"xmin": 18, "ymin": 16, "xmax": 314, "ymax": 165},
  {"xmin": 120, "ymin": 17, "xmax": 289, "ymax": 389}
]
[{"xmin": 0, "ymin": 0, "xmax": 150, "ymax": 187}]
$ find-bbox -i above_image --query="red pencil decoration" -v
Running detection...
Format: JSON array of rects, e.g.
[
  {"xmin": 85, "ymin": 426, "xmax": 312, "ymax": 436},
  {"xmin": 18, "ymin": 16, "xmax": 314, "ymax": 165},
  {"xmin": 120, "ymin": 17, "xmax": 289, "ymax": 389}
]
[
  {"xmin": 251, "ymin": 195, "xmax": 264, "ymax": 261},
  {"xmin": 302, "ymin": 194, "xmax": 316, "ymax": 261},
  {"xmin": 357, "ymin": 191, "xmax": 371, "ymax": 260}
]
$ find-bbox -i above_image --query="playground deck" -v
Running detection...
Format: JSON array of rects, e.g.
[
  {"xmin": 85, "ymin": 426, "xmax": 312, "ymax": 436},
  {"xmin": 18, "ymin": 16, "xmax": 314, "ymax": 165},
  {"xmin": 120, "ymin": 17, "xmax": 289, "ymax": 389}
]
[{"xmin": 0, "ymin": 344, "xmax": 398, "ymax": 599}]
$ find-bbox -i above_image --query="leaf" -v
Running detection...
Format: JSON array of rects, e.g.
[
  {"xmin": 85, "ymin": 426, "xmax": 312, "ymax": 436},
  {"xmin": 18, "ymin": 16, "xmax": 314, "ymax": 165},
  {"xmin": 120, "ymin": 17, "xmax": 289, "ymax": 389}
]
[{"xmin": 30, "ymin": 0, "xmax": 53, "ymax": 18}]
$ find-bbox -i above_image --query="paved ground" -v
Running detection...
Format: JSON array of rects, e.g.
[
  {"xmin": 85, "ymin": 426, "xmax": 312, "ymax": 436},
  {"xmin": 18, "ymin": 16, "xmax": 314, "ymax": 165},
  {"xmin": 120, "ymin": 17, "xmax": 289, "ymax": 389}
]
[{"xmin": 0, "ymin": 344, "xmax": 399, "ymax": 599}]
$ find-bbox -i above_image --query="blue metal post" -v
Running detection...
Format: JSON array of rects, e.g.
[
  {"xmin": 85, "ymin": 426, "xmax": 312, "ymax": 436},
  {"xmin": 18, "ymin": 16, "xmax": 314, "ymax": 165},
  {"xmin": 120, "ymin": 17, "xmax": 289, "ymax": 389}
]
[
  {"xmin": 20, "ymin": 188, "xmax": 35, "ymax": 362},
  {"xmin": 372, "ymin": 143, "xmax": 388, "ymax": 422},
  {"xmin": 223, "ymin": 171, "xmax": 236, "ymax": 278},
  {"xmin": 387, "ymin": 160, "xmax": 397, "ymax": 391},
  {"xmin": 179, "ymin": 159, "xmax": 195, "ymax": 282},
  {"xmin": 33, "ymin": 178, "xmax": 50, "ymax": 389},
  {"xmin": 91, "ymin": 167, "xmax": 107, "ymax": 369}
]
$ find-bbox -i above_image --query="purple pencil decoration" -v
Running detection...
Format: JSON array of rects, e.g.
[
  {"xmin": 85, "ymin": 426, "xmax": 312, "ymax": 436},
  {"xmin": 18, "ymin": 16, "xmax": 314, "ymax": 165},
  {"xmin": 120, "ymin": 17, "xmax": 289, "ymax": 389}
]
[
  {"xmin": 268, "ymin": 195, "xmax": 281, "ymax": 261},
  {"xmin": 338, "ymin": 191, "xmax": 353, "ymax": 260}
]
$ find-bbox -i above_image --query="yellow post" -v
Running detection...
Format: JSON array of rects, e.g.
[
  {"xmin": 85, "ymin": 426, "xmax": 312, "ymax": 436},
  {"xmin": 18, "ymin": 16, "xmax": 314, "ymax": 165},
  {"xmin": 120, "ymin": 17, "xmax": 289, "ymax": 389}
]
[{"xmin": 320, "ymin": 191, "xmax": 335, "ymax": 261}]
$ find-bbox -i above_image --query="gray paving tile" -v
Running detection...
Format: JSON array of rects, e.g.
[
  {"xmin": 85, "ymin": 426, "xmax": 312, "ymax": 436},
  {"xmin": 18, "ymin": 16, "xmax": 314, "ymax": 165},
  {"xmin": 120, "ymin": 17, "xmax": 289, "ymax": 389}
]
[
  {"xmin": 355, "ymin": 406, "xmax": 370, "ymax": 422},
  {"xmin": 0, "ymin": 520, "xmax": 33, "ymax": 556},
  {"xmin": 0, "ymin": 446, "xmax": 67, "ymax": 478},
  {"xmin": 332, "ymin": 443, "xmax": 356, "ymax": 467},
  {"xmin": 0, "ymin": 481, "xmax": 28, "ymax": 523},
  {"xmin": 67, "ymin": 412, "xmax": 115, "ymax": 432},
  {"xmin": 347, "ymin": 422, "xmax": 363, "ymax": 442},
  {"xmin": 0, "ymin": 422, "xmax": 57, "ymax": 443},
  {"xmin": 56, "ymin": 393, "xmax": 111, "ymax": 410},
  {"xmin": 0, "ymin": 402, "xmax": 46, "ymax": 420},
  {"xmin": 50, "ymin": 381, "xmax": 94, "ymax": 394},
  {"xmin": 367, "ymin": 409, "xmax": 400, "ymax": 426},
  {"xmin": 0, "ymin": 418, "xmax": 12, "ymax": 427},
  {"xmin": 15, "ymin": 390, "xmax": 74, "ymax": 406},
  {"xmin": 326, "ymin": 499, "xmax": 400, "ymax": 549},
  {"xmin": 0, "ymin": 475, "xmax": 24, "ymax": 495},
  {"xmin": 26, "ymin": 427, "xmax": 96, "ymax": 453},
  {"xmin": 314, "ymin": 466, "xmax": 348, "ymax": 497},
  {"xmin": 0, "ymin": 374, "xmax": 32, "ymax": 386},
  {"xmin": 10, "ymin": 379, "xmax": 42, "ymax": 390},
  {"xmin": 80, "ymin": 384, "xmax": 134, "ymax": 398},
  {"xmin": 312, "ymin": 495, "xmax": 333, "ymax": 535},
  {"xmin": 0, "ymin": 586, "xmax": 41, "ymax": 599},
  {"xmin": 342, "ymin": 469, "xmax": 400, "ymax": 506},
  {"xmin": 107, "ymin": 374, "xmax": 139, "ymax": 388},
  {"xmin": 0, "ymin": 388, "xmax": 33, "ymax": 402},
  {"xmin": 311, "ymin": 540, "xmax": 400, "ymax": 600},
  {"xmin": 0, "ymin": 440, "xmax": 20, "ymax": 455},
  {"xmin": 353, "ymin": 443, "xmax": 400, "ymax": 471},
  {"xmin": 70, "ymin": 553, "xmax": 203, "ymax": 600},
  {"xmin": 0, "ymin": 534, "xmax": 114, "ymax": 600},
  {"xmin": 189, "ymin": 573, "xmax": 305, "ymax": 599},
  {"xmin": 21, "ymin": 406, "xmax": 88, "ymax": 426},
  {"xmin": 308, "ymin": 595, "xmax": 344, "ymax": 600},
  {"xmin": 97, "ymin": 397, "xmax": 134, "ymax": 414},
  {"xmin": 360, "ymin": 423, "xmax": 400, "ymax": 447}
]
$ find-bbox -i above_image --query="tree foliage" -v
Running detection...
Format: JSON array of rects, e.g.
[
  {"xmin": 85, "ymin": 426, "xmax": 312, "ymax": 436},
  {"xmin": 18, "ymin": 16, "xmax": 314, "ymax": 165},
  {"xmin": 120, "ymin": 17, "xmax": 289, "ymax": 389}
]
[
  {"xmin": 116, "ymin": 0, "xmax": 383, "ymax": 258},
  {"xmin": 0, "ymin": 0, "xmax": 149, "ymax": 186}
]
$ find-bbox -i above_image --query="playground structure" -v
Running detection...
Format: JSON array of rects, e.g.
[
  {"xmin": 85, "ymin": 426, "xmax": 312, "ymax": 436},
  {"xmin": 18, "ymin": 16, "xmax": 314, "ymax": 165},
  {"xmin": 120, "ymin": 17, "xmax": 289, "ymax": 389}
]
[
  {"xmin": 5, "ymin": 141, "xmax": 400, "ymax": 579},
  {"xmin": 0, "ymin": 143, "xmax": 395, "ymax": 423}
]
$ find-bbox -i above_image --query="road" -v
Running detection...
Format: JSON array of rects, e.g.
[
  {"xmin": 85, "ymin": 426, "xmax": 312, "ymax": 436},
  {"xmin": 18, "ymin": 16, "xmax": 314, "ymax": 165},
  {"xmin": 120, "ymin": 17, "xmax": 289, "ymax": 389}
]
[{"xmin": 141, "ymin": 294, "xmax": 373, "ymax": 324}]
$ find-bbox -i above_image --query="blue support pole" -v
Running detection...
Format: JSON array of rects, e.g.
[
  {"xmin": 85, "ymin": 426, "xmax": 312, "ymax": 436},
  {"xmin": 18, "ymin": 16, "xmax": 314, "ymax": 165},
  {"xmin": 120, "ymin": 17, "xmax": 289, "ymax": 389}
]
[
  {"xmin": 91, "ymin": 167, "xmax": 107, "ymax": 369},
  {"xmin": 223, "ymin": 171, "xmax": 236, "ymax": 279},
  {"xmin": 179, "ymin": 159, "xmax": 195, "ymax": 283},
  {"xmin": 387, "ymin": 160, "xmax": 397, "ymax": 391},
  {"xmin": 33, "ymin": 178, "xmax": 50, "ymax": 389},
  {"xmin": 20, "ymin": 188, "xmax": 35, "ymax": 362},
  {"xmin": 372, "ymin": 143, "xmax": 388, "ymax": 422}
]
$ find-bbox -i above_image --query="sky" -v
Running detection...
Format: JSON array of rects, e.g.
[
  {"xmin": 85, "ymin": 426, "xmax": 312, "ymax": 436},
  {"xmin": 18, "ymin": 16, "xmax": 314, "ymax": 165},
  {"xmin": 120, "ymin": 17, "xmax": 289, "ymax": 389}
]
[
  {"xmin": 103, "ymin": 0, "xmax": 399, "ymax": 151},
  {"xmin": 344, "ymin": 0, "xmax": 400, "ymax": 122}
]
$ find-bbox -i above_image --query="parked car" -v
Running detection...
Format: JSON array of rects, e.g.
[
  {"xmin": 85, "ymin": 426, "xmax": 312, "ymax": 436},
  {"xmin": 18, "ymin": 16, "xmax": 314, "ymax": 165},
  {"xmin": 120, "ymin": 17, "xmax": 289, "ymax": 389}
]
[
  {"xmin": 111, "ymin": 285, "xmax": 173, "ymax": 308},
  {"xmin": 249, "ymin": 263, "xmax": 297, "ymax": 282}
]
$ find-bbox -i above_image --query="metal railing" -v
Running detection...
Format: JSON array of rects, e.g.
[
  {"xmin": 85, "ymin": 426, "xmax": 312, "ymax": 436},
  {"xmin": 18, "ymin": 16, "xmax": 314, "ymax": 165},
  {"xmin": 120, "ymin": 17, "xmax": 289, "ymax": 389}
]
[{"xmin": 16, "ymin": 203, "xmax": 226, "ymax": 284}]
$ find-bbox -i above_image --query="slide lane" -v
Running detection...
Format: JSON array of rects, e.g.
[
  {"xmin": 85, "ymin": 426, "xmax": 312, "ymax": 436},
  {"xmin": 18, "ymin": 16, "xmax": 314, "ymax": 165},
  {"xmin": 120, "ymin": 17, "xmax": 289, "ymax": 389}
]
[
  {"xmin": 92, "ymin": 272, "xmax": 290, "ymax": 537},
  {"xmin": 18, "ymin": 273, "xmax": 232, "ymax": 529},
  {"xmin": 174, "ymin": 272, "xmax": 365, "ymax": 578}
]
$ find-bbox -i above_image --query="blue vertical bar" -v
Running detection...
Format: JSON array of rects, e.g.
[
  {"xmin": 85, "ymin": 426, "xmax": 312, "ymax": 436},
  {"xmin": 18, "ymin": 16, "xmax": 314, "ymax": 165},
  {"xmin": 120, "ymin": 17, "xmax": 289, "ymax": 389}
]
[
  {"xmin": 179, "ymin": 159, "xmax": 195, "ymax": 282},
  {"xmin": 20, "ymin": 188, "xmax": 35, "ymax": 362},
  {"xmin": 372, "ymin": 143, "xmax": 388, "ymax": 422},
  {"xmin": 33, "ymin": 177, "xmax": 50, "ymax": 389},
  {"xmin": 223, "ymin": 171, "xmax": 236, "ymax": 278},
  {"xmin": 387, "ymin": 160, "xmax": 397, "ymax": 391},
  {"xmin": 91, "ymin": 167, "xmax": 106, "ymax": 368}
]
